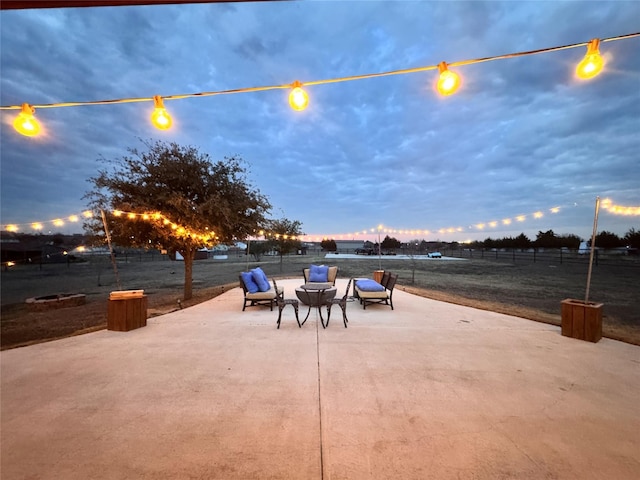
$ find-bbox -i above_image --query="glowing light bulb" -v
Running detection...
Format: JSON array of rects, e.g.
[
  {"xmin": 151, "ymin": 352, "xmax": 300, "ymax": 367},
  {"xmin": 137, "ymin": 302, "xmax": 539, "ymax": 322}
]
[
  {"xmin": 13, "ymin": 104, "xmax": 41, "ymax": 137},
  {"xmin": 436, "ymin": 62, "xmax": 461, "ymax": 96},
  {"xmin": 576, "ymin": 39, "xmax": 604, "ymax": 80},
  {"xmin": 151, "ymin": 95, "xmax": 172, "ymax": 130},
  {"xmin": 289, "ymin": 81, "xmax": 309, "ymax": 111}
]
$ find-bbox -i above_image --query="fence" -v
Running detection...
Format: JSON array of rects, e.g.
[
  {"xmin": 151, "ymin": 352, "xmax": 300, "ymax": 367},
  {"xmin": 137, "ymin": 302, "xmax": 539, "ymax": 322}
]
[{"xmin": 434, "ymin": 247, "xmax": 639, "ymax": 268}]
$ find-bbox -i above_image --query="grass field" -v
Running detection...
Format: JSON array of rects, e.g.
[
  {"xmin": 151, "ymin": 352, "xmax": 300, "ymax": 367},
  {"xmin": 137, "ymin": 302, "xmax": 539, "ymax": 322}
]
[{"xmin": 1, "ymin": 252, "xmax": 639, "ymax": 349}]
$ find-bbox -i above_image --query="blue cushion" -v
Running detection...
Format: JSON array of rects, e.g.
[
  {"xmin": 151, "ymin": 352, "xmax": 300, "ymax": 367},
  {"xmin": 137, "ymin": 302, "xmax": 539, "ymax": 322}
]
[
  {"xmin": 309, "ymin": 264, "xmax": 329, "ymax": 282},
  {"xmin": 251, "ymin": 267, "xmax": 271, "ymax": 292},
  {"xmin": 241, "ymin": 271, "xmax": 259, "ymax": 293},
  {"xmin": 356, "ymin": 279, "xmax": 385, "ymax": 292}
]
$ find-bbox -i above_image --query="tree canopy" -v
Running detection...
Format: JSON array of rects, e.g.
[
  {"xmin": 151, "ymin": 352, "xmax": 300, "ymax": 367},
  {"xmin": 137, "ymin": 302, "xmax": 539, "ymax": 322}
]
[
  {"xmin": 264, "ymin": 218, "xmax": 304, "ymax": 270},
  {"xmin": 84, "ymin": 140, "xmax": 271, "ymax": 299},
  {"xmin": 381, "ymin": 235, "xmax": 402, "ymax": 251},
  {"xmin": 320, "ymin": 239, "xmax": 337, "ymax": 251}
]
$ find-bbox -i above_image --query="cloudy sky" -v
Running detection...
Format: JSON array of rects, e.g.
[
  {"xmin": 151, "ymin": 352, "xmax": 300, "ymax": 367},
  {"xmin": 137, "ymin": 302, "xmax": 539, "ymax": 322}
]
[{"xmin": 1, "ymin": 1, "xmax": 639, "ymax": 243}]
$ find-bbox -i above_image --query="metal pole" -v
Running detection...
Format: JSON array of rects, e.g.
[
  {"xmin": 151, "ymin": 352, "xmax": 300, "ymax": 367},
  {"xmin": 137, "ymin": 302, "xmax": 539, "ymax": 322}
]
[
  {"xmin": 246, "ymin": 237, "xmax": 250, "ymax": 271},
  {"xmin": 100, "ymin": 208, "xmax": 122, "ymax": 290},
  {"xmin": 584, "ymin": 197, "xmax": 601, "ymax": 303},
  {"xmin": 377, "ymin": 228, "xmax": 382, "ymax": 270}
]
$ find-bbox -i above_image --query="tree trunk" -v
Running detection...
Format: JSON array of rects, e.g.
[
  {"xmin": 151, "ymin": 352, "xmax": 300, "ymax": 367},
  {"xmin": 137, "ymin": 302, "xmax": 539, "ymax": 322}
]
[{"xmin": 182, "ymin": 248, "xmax": 195, "ymax": 300}]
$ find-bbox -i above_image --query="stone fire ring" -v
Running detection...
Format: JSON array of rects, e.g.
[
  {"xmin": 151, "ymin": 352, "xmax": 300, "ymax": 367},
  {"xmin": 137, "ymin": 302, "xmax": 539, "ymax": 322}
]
[{"xmin": 25, "ymin": 294, "xmax": 86, "ymax": 311}]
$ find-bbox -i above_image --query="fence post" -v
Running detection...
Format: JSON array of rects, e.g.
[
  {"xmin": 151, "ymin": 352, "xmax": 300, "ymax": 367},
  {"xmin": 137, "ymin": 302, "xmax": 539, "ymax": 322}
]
[{"xmin": 560, "ymin": 248, "xmax": 563, "ymax": 264}]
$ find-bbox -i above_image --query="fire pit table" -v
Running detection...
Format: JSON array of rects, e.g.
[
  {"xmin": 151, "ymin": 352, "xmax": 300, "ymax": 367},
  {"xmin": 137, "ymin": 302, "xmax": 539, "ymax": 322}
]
[{"xmin": 295, "ymin": 283, "xmax": 337, "ymax": 328}]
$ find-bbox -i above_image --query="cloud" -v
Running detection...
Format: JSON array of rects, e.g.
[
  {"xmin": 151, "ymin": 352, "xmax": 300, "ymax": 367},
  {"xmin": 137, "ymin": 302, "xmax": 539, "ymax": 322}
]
[{"xmin": 1, "ymin": 1, "xmax": 639, "ymax": 241}]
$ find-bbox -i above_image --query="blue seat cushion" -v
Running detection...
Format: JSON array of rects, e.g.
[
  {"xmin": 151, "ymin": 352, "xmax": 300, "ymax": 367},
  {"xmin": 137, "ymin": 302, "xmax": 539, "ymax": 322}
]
[
  {"xmin": 355, "ymin": 279, "xmax": 385, "ymax": 292},
  {"xmin": 241, "ymin": 271, "xmax": 259, "ymax": 293},
  {"xmin": 309, "ymin": 264, "xmax": 329, "ymax": 282},
  {"xmin": 251, "ymin": 267, "xmax": 271, "ymax": 292}
]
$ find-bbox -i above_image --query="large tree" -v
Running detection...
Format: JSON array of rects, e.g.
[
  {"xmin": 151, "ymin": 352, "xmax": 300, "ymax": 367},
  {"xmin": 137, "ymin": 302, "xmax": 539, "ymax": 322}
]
[
  {"xmin": 84, "ymin": 140, "xmax": 271, "ymax": 300},
  {"xmin": 320, "ymin": 238, "xmax": 337, "ymax": 252},
  {"xmin": 381, "ymin": 235, "xmax": 401, "ymax": 251}
]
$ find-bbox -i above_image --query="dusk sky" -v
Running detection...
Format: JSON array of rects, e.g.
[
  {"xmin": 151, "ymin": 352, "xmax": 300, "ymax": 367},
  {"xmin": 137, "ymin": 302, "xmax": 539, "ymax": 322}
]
[{"xmin": 1, "ymin": 1, "xmax": 639, "ymax": 243}]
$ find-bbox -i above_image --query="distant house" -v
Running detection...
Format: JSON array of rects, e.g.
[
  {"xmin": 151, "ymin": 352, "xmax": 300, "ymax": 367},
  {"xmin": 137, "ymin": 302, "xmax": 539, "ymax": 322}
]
[
  {"xmin": 1, "ymin": 234, "xmax": 69, "ymax": 264},
  {"xmin": 333, "ymin": 240, "xmax": 365, "ymax": 252}
]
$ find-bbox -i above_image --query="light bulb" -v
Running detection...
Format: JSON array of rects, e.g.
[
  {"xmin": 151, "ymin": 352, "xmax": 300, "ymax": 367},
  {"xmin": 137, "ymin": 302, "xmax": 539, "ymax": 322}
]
[
  {"xmin": 289, "ymin": 81, "xmax": 309, "ymax": 111},
  {"xmin": 436, "ymin": 62, "xmax": 461, "ymax": 96},
  {"xmin": 151, "ymin": 95, "xmax": 172, "ymax": 130},
  {"xmin": 576, "ymin": 39, "xmax": 604, "ymax": 80},
  {"xmin": 13, "ymin": 104, "xmax": 41, "ymax": 137}
]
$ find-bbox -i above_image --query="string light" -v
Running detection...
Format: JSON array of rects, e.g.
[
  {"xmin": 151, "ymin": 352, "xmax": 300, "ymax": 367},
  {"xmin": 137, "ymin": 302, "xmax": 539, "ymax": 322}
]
[
  {"xmin": 436, "ymin": 62, "xmax": 461, "ymax": 96},
  {"xmin": 3, "ymin": 201, "xmax": 638, "ymax": 241},
  {"xmin": 289, "ymin": 81, "xmax": 309, "ymax": 111},
  {"xmin": 302, "ymin": 205, "xmax": 565, "ymax": 240},
  {"xmin": 601, "ymin": 198, "xmax": 640, "ymax": 216},
  {"xmin": 2, "ymin": 210, "xmax": 92, "ymax": 232},
  {"xmin": 3, "ymin": 33, "xmax": 637, "ymax": 136},
  {"xmin": 13, "ymin": 103, "xmax": 41, "ymax": 137},
  {"xmin": 151, "ymin": 95, "xmax": 172, "ymax": 130},
  {"xmin": 576, "ymin": 38, "xmax": 604, "ymax": 80}
]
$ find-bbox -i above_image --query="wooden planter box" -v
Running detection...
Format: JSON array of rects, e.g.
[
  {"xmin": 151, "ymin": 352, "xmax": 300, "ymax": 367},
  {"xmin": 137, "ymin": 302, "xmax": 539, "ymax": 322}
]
[
  {"xmin": 373, "ymin": 270, "xmax": 384, "ymax": 284},
  {"xmin": 561, "ymin": 299, "xmax": 603, "ymax": 343},
  {"xmin": 108, "ymin": 291, "xmax": 147, "ymax": 332}
]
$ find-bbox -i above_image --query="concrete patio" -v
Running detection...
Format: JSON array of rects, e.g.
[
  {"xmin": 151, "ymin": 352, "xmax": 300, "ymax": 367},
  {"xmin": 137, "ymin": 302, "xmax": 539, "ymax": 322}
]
[{"xmin": 2, "ymin": 278, "xmax": 639, "ymax": 479}]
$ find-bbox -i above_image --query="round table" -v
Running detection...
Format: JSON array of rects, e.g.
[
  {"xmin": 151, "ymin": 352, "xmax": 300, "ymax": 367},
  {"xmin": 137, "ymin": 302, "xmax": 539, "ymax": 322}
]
[
  {"xmin": 295, "ymin": 285, "xmax": 337, "ymax": 306},
  {"xmin": 295, "ymin": 284, "xmax": 337, "ymax": 328}
]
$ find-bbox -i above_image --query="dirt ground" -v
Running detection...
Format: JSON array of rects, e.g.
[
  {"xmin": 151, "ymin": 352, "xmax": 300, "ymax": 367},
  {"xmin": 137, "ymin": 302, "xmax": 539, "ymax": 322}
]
[{"xmin": 2, "ymin": 253, "xmax": 639, "ymax": 349}]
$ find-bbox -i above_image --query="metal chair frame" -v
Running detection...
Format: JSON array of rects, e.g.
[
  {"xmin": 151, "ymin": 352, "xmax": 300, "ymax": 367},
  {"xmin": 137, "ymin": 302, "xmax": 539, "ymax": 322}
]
[
  {"xmin": 273, "ymin": 279, "xmax": 301, "ymax": 329},
  {"xmin": 324, "ymin": 278, "xmax": 353, "ymax": 328}
]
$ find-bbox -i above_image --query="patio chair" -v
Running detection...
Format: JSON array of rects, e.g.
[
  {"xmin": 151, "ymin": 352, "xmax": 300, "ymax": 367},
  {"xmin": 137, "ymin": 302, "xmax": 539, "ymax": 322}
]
[
  {"xmin": 302, "ymin": 265, "xmax": 339, "ymax": 286},
  {"xmin": 355, "ymin": 273, "xmax": 398, "ymax": 310},
  {"xmin": 379, "ymin": 271, "xmax": 391, "ymax": 289},
  {"xmin": 273, "ymin": 279, "xmax": 301, "ymax": 329},
  {"xmin": 324, "ymin": 278, "xmax": 352, "ymax": 328},
  {"xmin": 239, "ymin": 269, "xmax": 283, "ymax": 311}
]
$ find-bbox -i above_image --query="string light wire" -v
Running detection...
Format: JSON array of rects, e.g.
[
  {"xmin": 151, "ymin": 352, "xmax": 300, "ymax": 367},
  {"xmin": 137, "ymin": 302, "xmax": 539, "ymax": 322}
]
[{"xmin": 1, "ymin": 33, "xmax": 638, "ymax": 113}]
